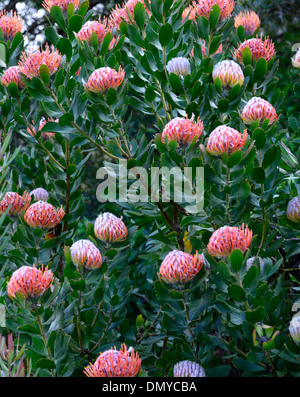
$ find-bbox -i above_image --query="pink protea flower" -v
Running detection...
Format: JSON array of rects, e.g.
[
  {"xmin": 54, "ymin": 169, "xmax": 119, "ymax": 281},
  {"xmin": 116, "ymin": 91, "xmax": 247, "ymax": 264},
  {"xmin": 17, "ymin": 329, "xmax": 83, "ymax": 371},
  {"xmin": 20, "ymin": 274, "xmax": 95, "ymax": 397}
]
[
  {"xmin": 0, "ymin": 10, "xmax": 23, "ymax": 40},
  {"xmin": 70, "ymin": 240, "xmax": 103, "ymax": 270},
  {"xmin": 94, "ymin": 212, "xmax": 128, "ymax": 243},
  {"xmin": 207, "ymin": 224, "xmax": 253, "ymax": 257},
  {"xmin": 158, "ymin": 250, "xmax": 204, "ymax": 284},
  {"xmin": 42, "ymin": 0, "xmax": 80, "ymax": 13},
  {"xmin": 84, "ymin": 66, "xmax": 125, "ymax": 95},
  {"xmin": 84, "ymin": 345, "xmax": 141, "ymax": 377},
  {"xmin": 1, "ymin": 66, "xmax": 26, "ymax": 89},
  {"xmin": 24, "ymin": 200, "xmax": 65, "ymax": 229},
  {"xmin": 190, "ymin": 0, "xmax": 235, "ymax": 22},
  {"xmin": 206, "ymin": 125, "xmax": 247, "ymax": 156},
  {"xmin": 30, "ymin": 188, "xmax": 49, "ymax": 202},
  {"xmin": 109, "ymin": 0, "xmax": 151, "ymax": 30},
  {"xmin": 18, "ymin": 44, "xmax": 62, "ymax": 80},
  {"xmin": 7, "ymin": 265, "xmax": 54, "ymax": 299},
  {"xmin": 182, "ymin": 5, "xmax": 198, "ymax": 21},
  {"xmin": 174, "ymin": 360, "xmax": 206, "ymax": 377},
  {"xmin": 233, "ymin": 37, "xmax": 276, "ymax": 64},
  {"xmin": 286, "ymin": 196, "xmax": 300, "ymax": 223},
  {"xmin": 77, "ymin": 18, "xmax": 117, "ymax": 50},
  {"xmin": 27, "ymin": 118, "xmax": 58, "ymax": 139},
  {"xmin": 289, "ymin": 314, "xmax": 300, "ymax": 345},
  {"xmin": 161, "ymin": 116, "xmax": 204, "ymax": 146},
  {"xmin": 292, "ymin": 47, "xmax": 300, "ymax": 69},
  {"xmin": 241, "ymin": 97, "xmax": 278, "ymax": 125},
  {"xmin": 0, "ymin": 191, "xmax": 31, "ymax": 216},
  {"xmin": 234, "ymin": 10, "xmax": 261, "ymax": 36},
  {"xmin": 212, "ymin": 60, "xmax": 244, "ymax": 88},
  {"xmin": 166, "ymin": 57, "xmax": 191, "ymax": 79}
]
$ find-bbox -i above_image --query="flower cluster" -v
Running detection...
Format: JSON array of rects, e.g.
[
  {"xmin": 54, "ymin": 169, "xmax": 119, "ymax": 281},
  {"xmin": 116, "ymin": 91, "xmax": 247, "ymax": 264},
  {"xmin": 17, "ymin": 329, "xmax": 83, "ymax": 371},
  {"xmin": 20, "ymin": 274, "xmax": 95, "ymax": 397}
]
[
  {"xmin": 109, "ymin": 0, "xmax": 151, "ymax": 29},
  {"xmin": 84, "ymin": 66, "xmax": 125, "ymax": 94},
  {"xmin": 166, "ymin": 57, "xmax": 191, "ymax": 79},
  {"xmin": 212, "ymin": 60, "xmax": 244, "ymax": 88},
  {"xmin": 70, "ymin": 240, "xmax": 103, "ymax": 270},
  {"xmin": 206, "ymin": 125, "xmax": 247, "ymax": 156},
  {"xmin": 1, "ymin": 66, "xmax": 26, "ymax": 89},
  {"xmin": 233, "ymin": 37, "xmax": 276, "ymax": 64},
  {"xmin": 188, "ymin": 0, "xmax": 235, "ymax": 22},
  {"xmin": 77, "ymin": 18, "xmax": 117, "ymax": 50},
  {"xmin": 42, "ymin": 0, "xmax": 80, "ymax": 13},
  {"xmin": 94, "ymin": 212, "xmax": 128, "ymax": 243},
  {"xmin": 241, "ymin": 97, "xmax": 278, "ymax": 125},
  {"xmin": 0, "ymin": 192, "xmax": 31, "ymax": 216},
  {"xmin": 24, "ymin": 201, "xmax": 65, "ymax": 230},
  {"xmin": 162, "ymin": 116, "xmax": 204, "ymax": 146},
  {"xmin": 173, "ymin": 360, "xmax": 206, "ymax": 377},
  {"xmin": 234, "ymin": 10, "xmax": 261, "ymax": 36},
  {"xmin": 286, "ymin": 196, "xmax": 300, "ymax": 223},
  {"xmin": 0, "ymin": 10, "xmax": 23, "ymax": 40}
]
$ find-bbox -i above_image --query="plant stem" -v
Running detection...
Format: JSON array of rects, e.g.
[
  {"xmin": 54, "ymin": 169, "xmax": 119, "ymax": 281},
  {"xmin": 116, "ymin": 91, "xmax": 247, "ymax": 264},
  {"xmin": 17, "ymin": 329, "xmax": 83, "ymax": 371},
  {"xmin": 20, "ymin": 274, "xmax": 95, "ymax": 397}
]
[
  {"xmin": 182, "ymin": 292, "xmax": 195, "ymax": 352},
  {"xmin": 109, "ymin": 105, "xmax": 131, "ymax": 157},
  {"xmin": 63, "ymin": 141, "xmax": 70, "ymax": 232},
  {"xmin": 36, "ymin": 314, "xmax": 55, "ymax": 377},
  {"xmin": 257, "ymin": 150, "xmax": 266, "ymax": 257},
  {"xmin": 225, "ymin": 164, "xmax": 231, "ymax": 224}
]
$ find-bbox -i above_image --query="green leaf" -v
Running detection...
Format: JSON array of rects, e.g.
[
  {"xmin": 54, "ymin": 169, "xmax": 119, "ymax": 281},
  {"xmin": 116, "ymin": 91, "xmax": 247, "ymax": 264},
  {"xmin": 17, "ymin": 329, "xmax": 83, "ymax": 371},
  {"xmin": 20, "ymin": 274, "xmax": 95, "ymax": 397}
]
[
  {"xmin": 228, "ymin": 150, "xmax": 242, "ymax": 168},
  {"xmin": 68, "ymin": 15, "xmax": 83, "ymax": 40},
  {"xmin": 227, "ymin": 283, "xmax": 246, "ymax": 302},
  {"xmin": 66, "ymin": 164, "xmax": 77, "ymax": 175},
  {"xmin": 50, "ymin": 5, "xmax": 66, "ymax": 31},
  {"xmin": 218, "ymin": 98, "xmax": 229, "ymax": 113},
  {"xmin": 251, "ymin": 167, "xmax": 265, "ymax": 183},
  {"xmin": 151, "ymin": 0, "xmax": 163, "ymax": 23},
  {"xmin": 252, "ymin": 128, "xmax": 266, "ymax": 149},
  {"xmin": 197, "ymin": 16, "xmax": 210, "ymax": 41},
  {"xmin": 242, "ymin": 47, "xmax": 252, "ymax": 66},
  {"xmin": 100, "ymin": 31, "xmax": 112, "ymax": 55},
  {"xmin": 209, "ymin": 36, "xmax": 222, "ymax": 55},
  {"xmin": 254, "ymin": 58, "xmax": 267, "ymax": 82},
  {"xmin": 70, "ymin": 278, "xmax": 86, "ymax": 291},
  {"xmin": 45, "ymin": 27, "xmax": 59, "ymax": 45},
  {"xmin": 245, "ymin": 306, "xmax": 265, "ymax": 323},
  {"xmin": 159, "ymin": 23, "xmax": 173, "ymax": 47},
  {"xmin": 39, "ymin": 64, "xmax": 50, "ymax": 86},
  {"xmin": 77, "ymin": 0, "xmax": 89, "ymax": 17},
  {"xmin": 127, "ymin": 24, "xmax": 144, "ymax": 47},
  {"xmin": 230, "ymin": 249, "xmax": 244, "ymax": 272},
  {"xmin": 262, "ymin": 146, "xmax": 280, "ymax": 169},
  {"xmin": 237, "ymin": 25, "xmax": 245, "ymax": 42},
  {"xmin": 56, "ymin": 37, "xmax": 72, "ymax": 61},
  {"xmin": 169, "ymin": 73, "xmax": 184, "ymax": 94},
  {"xmin": 243, "ymin": 265, "xmax": 258, "ymax": 288},
  {"xmin": 7, "ymin": 82, "xmax": 19, "ymax": 98},
  {"xmin": 134, "ymin": 2, "xmax": 146, "ymax": 29},
  {"xmin": 209, "ymin": 5, "xmax": 221, "ymax": 31},
  {"xmin": 36, "ymin": 358, "xmax": 56, "ymax": 369},
  {"xmin": 106, "ymin": 87, "xmax": 117, "ymax": 106}
]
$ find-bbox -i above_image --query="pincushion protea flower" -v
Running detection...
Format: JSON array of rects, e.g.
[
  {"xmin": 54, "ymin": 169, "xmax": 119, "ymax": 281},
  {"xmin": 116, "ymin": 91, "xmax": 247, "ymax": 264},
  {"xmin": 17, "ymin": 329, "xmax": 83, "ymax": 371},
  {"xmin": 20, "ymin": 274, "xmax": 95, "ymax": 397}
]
[
  {"xmin": 233, "ymin": 37, "xmax": 275, "ymax": 64},
  {"xmin": 94, "ymin": 212, "xmax": 128, "ymax": 243},
  {"xmin": 162, "ymin": 116, "xmax": 204, "ymax": 146},
  {"xmin": 207, "ymin": 224, "xmax": 252, "ymax": 257},
  {"xmin": 76, "ymin": 18, "xmax": 117, "ymax": 50},
  {"xmin": 246, "ymin": 256, "xmax": 264, "ymax": 271},
  {"xmin": 42, "ymin": 0, "xmax": 80, "ymax": 13},
  {"xmin": 286, "ymin": 196, "xmax": 300, "ymax": 223},
  {"xmin": 174, "ymin": 360, "xmax": 206, "ymax": 377},
  {"xmin": 30, "ymin": 188, "xmax": 49, "ymax": 202},
  {"xmin": 234, "ymin": 10, "xmax": 261, "ymax": 36},
  {"xmin": 70, "ymin": 240, "xmax": 103, "ymax": 270},
  {"xmin": 289, "ymin": 314, "xmax": 300, "ymax": 345},
  {"xmin": 166, "ymin": 57, "xmax": 191, "ymax": 79},
  {"xmin": 212, "ymin": 60, "xmax": 244, "ymax": 88},
  {"xmin": 292, "ymin": 47, "xmax": 300, "ymax": 69},
  {"xmin": 18, "ymin": 44, "xmax": 62, "ymax": 80},
  {"xmin": 0, "ymin": 10, "xmax": 23, "ymax": 40},
  {"xmin": 109, "ymin": 0, "xmax": 151, "ymax": 29},
  {"xmin": 0, "ymin": 191, "xmax": 31, "ymax": 216},
  {"xmin": 206, "ymin": 125, "xmax": 247, "ymax": 156},
  {"xmin": 1, "ymin": 66, "xmax": 26, "ymax": 89},
  {"xmin": 84, "ymin": 345, "xmax": 141, "ymax": 377},
  {"xmin": 158, "ymin": 250, "xmax": 204, "ymax": 284},
  {"xmin": 27, "ymin": 118, "xmax": 58, "ymax": 139},
  {"xmin": 84, "ymin": 66, "xmax": 125, "ymax": 95},
  {"xmin": 241, "ymin": 97, "xmax": 278, "ymax": 125},
  {"xmin": 24, "ymin": 201, "xmax": 65, "ymax": 229},
  {"xmin": 7, "ymin": 265, "xmax": 54, "ymax": 299},
  {"xmin": 190, "ymin": 0, "xmax": 235, "ymax": 22}
]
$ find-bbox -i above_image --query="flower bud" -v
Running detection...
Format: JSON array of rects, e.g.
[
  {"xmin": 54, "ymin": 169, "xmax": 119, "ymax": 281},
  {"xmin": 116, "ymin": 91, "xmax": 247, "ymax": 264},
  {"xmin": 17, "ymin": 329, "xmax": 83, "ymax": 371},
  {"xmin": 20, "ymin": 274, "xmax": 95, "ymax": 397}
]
[
  {"xmin": 241, "ymin": 97, "xmax": 278, "ymax": 126},
  {"xmin": 84, "ymin": 66, "xmax": 125, "ymax": 94},
  {"xmin": 287, "ymin": 196, "xmax": 300, "ymax": 223},
  {"xmin": 94, "ymin": 212, "xmax": 128, "ymax": 243},
  {"xmin": 289, "ymin": 314, "xmax": 300, "ymax": 345},
  {"xmin": 292, "ymin": 47, "xmax": 300, "ymax": 69},
  {"xmin": 206, "ymin": 125, "xmax": 247, "ymax": 156},
  {"xmin": 233, "ymin": 37, "xmax": 276, "ymax": 64},
  {"xmin": 30, "ymin": 188, "xmax": 49, "ymax": 202},
  {"xmin": 0, "ymin": 191, "xmax": 31, "ymax": 216},
  {"xmin": 234, "ymin": 11, "xmax": 261, "ymax": 36},
  {"xmin": 174, "ymin": 360, "xmax": 206, "ymax": 377},
  {"xmin": 161, "ymin": 116, "xmax": 204, "ymax": 146},
  {"xmin": 70, "ymin": 240, "xmax": 103, "ymax": 270},
  {"xmin": 212, "ymin": 60, "xmax": 244, "ymax": 88},
  {"xmin": 166, "ymin": 57, "xmax": 191, "ymax": 79},
  {"xmin": 24, "ymin": 201, "xmax": 65, "ymax": 229}
]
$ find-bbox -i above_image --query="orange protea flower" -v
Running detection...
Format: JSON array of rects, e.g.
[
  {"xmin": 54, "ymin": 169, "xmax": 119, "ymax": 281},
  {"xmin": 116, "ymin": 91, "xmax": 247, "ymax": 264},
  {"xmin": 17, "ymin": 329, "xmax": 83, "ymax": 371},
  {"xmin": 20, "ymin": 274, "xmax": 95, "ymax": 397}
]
[
  {"xmin": 158, "ymin": 250, "xmax": 204, "ymax": 284},
  {"xmin": 292, "ymin": 47, "xmax": 300, "ymax": 69},
  {"xmin": 0, "ymin": 10, "xmax": 23, "ymax": 40},
  {"xmin": 207, "ymin": 224, "xmax": 252, "ymax": 257},
  {"xmin": 174, "ymin": 360, "xmax": 206, "ymax": 377},
  {"xmin": 76, "ymin": 18, "xmax": 117, "ymax": 50},
  {"xmin": 182, "ymin": 5, "xmax": 198, "ymax": 21},
  {"xmin": 27, "ymin": 118, "xmax": 58, "ymax": 139},
  {"xmin": 42, "ymin": 0, "xmax": 80, "ymax": 13},
  {"xmin": 212, "ymin": 60, "xmax": 244, "ymax": 88},
  {"xmin": 70, "ymin": 240, "xmax": 103, "ymax": 270},
  {"xmin": 234, "ymin": 10, "xmax": 261, "ymax": 36},
  {"xmin": 24, "ymin": 201, "xmax": 65, "ymax": 229},
  {"xmin": 233, "ymin": 37, "xmax": 276, "ymax": 64},
  {"xmin": 1, "ymin": 66, "xmax": 26, "ymax": 89},
  {"xmin": 84, "ymin": 66, "xmax": 125, "ymax": 94},
  {"xmin": 241, "ymin": 97, "xmax": 278, "ymax": 125},
  {"xmin": 84, "ymin": 345, "xmax": 141, "ymax": 377},
  {"xmin": 94, "ymin": 212, "xmax": 128, "ymax": 243},
  {"xmin": 206, "ymin": 125, "xmax": 247, "ymax": 156},
  {"xmin": 18, "ymin": 44, "xmax": 62, "ymax": 80},
  {"xmin": 109, "ymin": 0, "xmax": 151, "ymax": 30},
  {"xmin": 287, "ymin": 196, "xmax": 300, "ymax": 223},
  {"xmin": 190, "ymin": 0, "xmax": 235, "ymax": 22},
  {"xmin": 0, "ymin": 191, "xmax": 31, "ymax": 216},
  {"xmin": 7, "ymin": 265, "xmax": 54, "ymax": 299},
  {"xmin": 161, "ymin": 116, "xmax": 204, "ymax": 146}
]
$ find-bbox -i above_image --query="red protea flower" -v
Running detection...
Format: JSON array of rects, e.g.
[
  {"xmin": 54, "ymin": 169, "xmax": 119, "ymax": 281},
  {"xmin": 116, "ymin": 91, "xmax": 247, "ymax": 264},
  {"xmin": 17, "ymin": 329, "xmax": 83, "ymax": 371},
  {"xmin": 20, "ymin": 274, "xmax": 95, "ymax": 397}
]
[
  {"xmin": 84, "ymin": 66, "xmax": 125, "ymax": 95},
  {"xmin": 212, "ymin": 60, "xmax": 244, "ymax": 88},
  {"xmin": 241, "ymin": 97, "xmax": 278, "ymax": 125},
  {"xmin": 94, "ymin": 212, "xmax": 128, "ymax": 243},
  {"xmin": 27, "ymin": 118, "xmax": 58, "ymax": 139},
  {"xmin": 158, "ymin": 250, "xmax": 204, "ymax": 284},
  {"xmin": 30, "ymin": 188, "xmax": 49, "ymax": 202},
  {"xmin": 76, "ymin": 18, "xmax": 117, "ymax": 50},
  {"xmin": 292, "ymin": 47, "xmax": 300, "ymax": 69},
  {"xmin": 234, "ymin": 10, "xmax": 261, "ymax": 36},
  {"xmin": 233, "ymin": 37, "xmax": 275, "ymax": 64},
  {"xmin": 24, "ymin": 201, "xmax": 65, "ymax": 229},
  {"xmin": 70, "ymin": 240, "xmax": 103, "ymax": 270},
  {"xmin": 190, "ymin": 0, "xmax": 235, "ymax": 22},
  {"xmin": 206, "ymin": 125, "xmax": 247, "ymax": 156},
  {"xmin": 162, "ymin": 116, "xmax": 204, "ymax": 146},
  {"xmin": 109, "ymin": 0, "xmax": 151, "ymax": 29},
  {"xmin": 42, "ymin": 0, "xmax": 80, "ymax": 13},
  {"xmin": 287, "ymin": 196, "xmax": 300, "ymax": 223},
  {"xmin": 84, "ymin": 345, "xmax": 141, "ymax": 377},
  {"xmin": 0, "ymin": 10, "xmax": 23, "ymax": 40},
  {"xmin": 18, "ymin": 44, "xmax": 62, "ymax": 80},
  {"xmin": 174, "ymin": 360, "xmax": 206, "ymax": 377},
  {"xmin": 7, "ymin": 265, "xmax": 54, "ymax": 299},
  {"xmin": 207, "ymin": 224, "xmax": 253, "ymax": 257},
  {"xmin": 0, "ymin": 191, "xmax": 31, "ymax": 216},
  {"xmin": 1, "ymin": 66, "xmax": 26, "ymax": 89}
]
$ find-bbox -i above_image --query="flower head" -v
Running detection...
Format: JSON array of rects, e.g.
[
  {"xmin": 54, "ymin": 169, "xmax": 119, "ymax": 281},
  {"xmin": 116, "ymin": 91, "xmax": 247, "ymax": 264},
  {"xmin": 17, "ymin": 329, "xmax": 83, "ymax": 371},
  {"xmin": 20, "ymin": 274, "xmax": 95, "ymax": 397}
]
[
  {"xmin": 174, "ymin": 360, "xmax": 206, "ymax": 377},
  {"xmin": 190, "ymin": 0, "xmax": 235, "ymax": 22},
  {"xmin": 84, "ymin": 345, "xmax": 141, "ymax": 377},
  {"xmin": 162, "ymin": 116, "xmax": 204, "ymax": 146},
  {"xmin": 7, "ymin": 265, "xmax": 54, "ymax": 299},
  {"xmin": 27, "ymin": 118, "xmax": 58, "ymax": 139},
  {"xmin": 207, "ymin": 224, "xmax": 252, "ymax": 257},
  {"xmin": 94, "ymin": 212, "xmax": 128, "ymax": 243},
  {"xmin": 30, "ymin": 188, "xmax": 49, "ymax": 202},
  {"xmin": 234, "ymin": 10, "xmax": 261, "ymax": 36},
  {"xmin": 18, "ymin": 44, "xmax": 62, "ymax": 80},
  {"xmin": 24, "ymin": 201, "xmax": 65, "ymax": 229},
  {"xmin": 0, "ymin": 10, "xmax": 23, "ymax": 40},
  {"xmin": 246, "ymin": 256, "xmax": 264, "ymax": 272},
  {"xmin": 206, "ymin": 125, "xmax": 247, "ymax": 156},
  {"xmin": 166, "ymin": 57, "xmax": 191, "ymax": 79},
  {"xmin": 42, "ymin": 0, "xmax": 80, "ymax": 13},
  {"xmin": 84, "ymin": 66, "xmax": 125, "ymax": 95},
  {"xmin": 289, "ymin": 314, "xmax": 300, "ymax": 345},
  {"xmin": 292, "ymin": 47, "xmax": 300, "ymax": 69},
  {"xmin": 77, "ymin": 18, "xmax": 117, "ymax": 50},
  {"xmin": 241, "ymin": 97, "xmax": 278, "ymax": 125},
  {"xmin": 1, "ymin": 66, "xmax": 26, "ymax": 89},
  {"xmin": 287, "ymin": 196, "xmax": 300, "ymax": 223},
  {"xmin": 109, "ymin": 0, "xmax": 151, "ymax": 29},
  {"xmin": 233, "ymin": 37, "xmax": 275, "ymax": 64},
  {"xmin": 212, "ymin": 60, "xmax": 244, "ymax": 88},
  {"xmin": 158, "ymin": 250, "xmax": 204, "ymax": 284},
  {"xmin": 0, "ymin": 191, "xmax": 31, "ymax": 216},
  {"xmin": 70, "ymin": 240, "xmax": 103, "ymax": 270}
]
